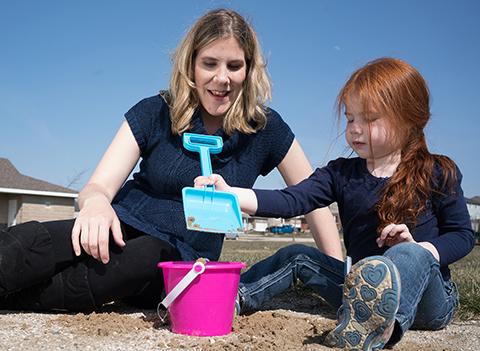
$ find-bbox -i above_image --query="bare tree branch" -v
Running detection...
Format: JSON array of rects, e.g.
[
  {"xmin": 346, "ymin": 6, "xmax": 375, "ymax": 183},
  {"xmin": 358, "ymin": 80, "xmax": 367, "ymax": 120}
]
[{"xmin": 66, "ymin": 169, "xmax": 89, "ymax": 189}]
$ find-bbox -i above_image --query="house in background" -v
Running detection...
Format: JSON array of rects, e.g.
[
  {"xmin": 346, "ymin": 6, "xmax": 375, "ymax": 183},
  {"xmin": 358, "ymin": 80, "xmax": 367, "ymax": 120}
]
[
  {"xmin": 466, "ymin": 196, "xmax": 480, "ymax": 234},
  {"xmin": 0, "ymin": 158, "xmax": 77, "ymax": 228},
  {"xmin": 243, "ymin": 203, "xmax": 341, "ymax": 233}
]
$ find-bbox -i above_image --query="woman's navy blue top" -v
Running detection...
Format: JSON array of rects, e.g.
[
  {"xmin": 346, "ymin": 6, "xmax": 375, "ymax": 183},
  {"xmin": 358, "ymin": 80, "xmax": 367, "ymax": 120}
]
[
  {"xmin": 112, "ymin": 94, "xmax": 295, "ymax": 261},
  {"xmin": 254, "ymin": 157, "xmax": 475, "ymax": 280}
]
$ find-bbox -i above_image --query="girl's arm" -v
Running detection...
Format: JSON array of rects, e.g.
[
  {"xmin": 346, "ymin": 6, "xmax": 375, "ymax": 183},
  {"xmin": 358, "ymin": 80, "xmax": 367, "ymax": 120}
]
[
  {"xmin": 428, "ymin": 170, "xmax": 475, "ymax": 266},
  {"xmin": 276, "ymin": 139, "xmax": 343, "ymax": 260},
  {"xmin": 377, "ymin": 168, "xmax": 475, "ymax": 265},
  {"xmin": 196, "ymin": 170, "xmax": 334, "ymax": 219},
  {"xmin": 72, "ymin": 121, "xmax": 140, "ymax": 263},
  {"xmin": 195, "ymin": 140, "xmax": 342, "ymax": 260}
]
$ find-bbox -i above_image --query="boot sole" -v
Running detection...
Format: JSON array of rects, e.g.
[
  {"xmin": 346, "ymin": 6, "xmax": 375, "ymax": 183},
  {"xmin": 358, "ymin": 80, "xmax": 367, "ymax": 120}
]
[{"xmin": 324, "ymin": 256, "xmax": 400, "ymax": 350}]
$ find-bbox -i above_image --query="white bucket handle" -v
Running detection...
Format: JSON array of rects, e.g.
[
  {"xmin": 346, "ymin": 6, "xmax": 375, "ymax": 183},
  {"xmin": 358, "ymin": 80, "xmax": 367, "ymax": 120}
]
[{"xmin": 157, "ymin": 258, "xmax": 207, "ymax": 324}]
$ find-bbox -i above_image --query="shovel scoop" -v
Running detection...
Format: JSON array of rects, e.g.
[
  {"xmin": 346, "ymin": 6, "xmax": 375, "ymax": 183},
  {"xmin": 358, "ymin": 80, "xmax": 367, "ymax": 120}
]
[{"xmin": 182, "ymin": 133, "xmax": 243, "ymax": 234}]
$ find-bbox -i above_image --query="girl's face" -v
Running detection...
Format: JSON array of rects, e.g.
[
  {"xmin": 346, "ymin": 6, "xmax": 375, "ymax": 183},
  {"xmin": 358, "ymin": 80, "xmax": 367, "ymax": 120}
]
[
  {"xmin": 194, "ymin": 36, "xmax": 247, "ymax": 119},
  {"xmin": 344, "ymin": 94, "xmax": 399, "ymax": 161}
]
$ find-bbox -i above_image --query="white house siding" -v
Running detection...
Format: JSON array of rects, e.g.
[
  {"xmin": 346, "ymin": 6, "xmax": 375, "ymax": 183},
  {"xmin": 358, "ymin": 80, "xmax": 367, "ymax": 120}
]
[
  {"xmin": 254, "ymin": 219, "xmax": 268, "ymax": 232},
  {"xmin": 467, "ymin": 203, "xmax": 480, "ymax": 232},
  {"xmin": 267, "ymin": 218, "xmax": 283, "ymax": 227}
]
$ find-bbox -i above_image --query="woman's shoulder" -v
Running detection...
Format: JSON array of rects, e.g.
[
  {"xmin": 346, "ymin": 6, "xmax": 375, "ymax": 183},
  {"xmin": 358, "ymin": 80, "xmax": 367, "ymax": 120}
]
[
  {"xmin": 128, "ymin": 93, "xmax": 170, "ymax": 115},
  {"xmin": 124, "ymin": 93, "xmax": 173, "ymax": 151},
  {"xmin": 125, "ymin": 92, "xmax": 172, "ymax": 129},
  {"xmin": 262, "ymin": 107, "xmax": 294, "ymax": 136},
  {"xmin": 253, "ymin": 106, "xmax": 294, "ymax": 140},
  {"xmin": 264, "ymin": 106, "xmax": 285, "ymax": 125}
]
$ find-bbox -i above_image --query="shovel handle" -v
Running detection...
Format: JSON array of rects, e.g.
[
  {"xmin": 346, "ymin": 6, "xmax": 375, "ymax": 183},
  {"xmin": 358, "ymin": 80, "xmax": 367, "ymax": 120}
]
[{"xmin": 183, "ymin": 133, "xmax": 223, "ymax": 177}]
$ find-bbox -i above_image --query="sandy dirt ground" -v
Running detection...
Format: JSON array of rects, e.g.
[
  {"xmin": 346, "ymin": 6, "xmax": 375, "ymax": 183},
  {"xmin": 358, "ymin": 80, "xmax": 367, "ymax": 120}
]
[{"xmin": 1, "ymin": 287, "xmax": 479, "ymax": 351}]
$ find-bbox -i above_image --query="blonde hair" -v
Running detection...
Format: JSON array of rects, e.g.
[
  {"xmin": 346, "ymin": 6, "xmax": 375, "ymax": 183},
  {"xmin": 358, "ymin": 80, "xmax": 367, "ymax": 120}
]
[{"xmin": 168, "ymin": 9, "xmax": 271, "ymax": 135}]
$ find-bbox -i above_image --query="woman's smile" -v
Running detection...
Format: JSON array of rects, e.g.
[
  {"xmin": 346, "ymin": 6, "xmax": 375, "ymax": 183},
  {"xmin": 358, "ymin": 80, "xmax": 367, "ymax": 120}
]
[{"xmin": 208, "ymin": 89, "xmax": 230, "ymax": 99}]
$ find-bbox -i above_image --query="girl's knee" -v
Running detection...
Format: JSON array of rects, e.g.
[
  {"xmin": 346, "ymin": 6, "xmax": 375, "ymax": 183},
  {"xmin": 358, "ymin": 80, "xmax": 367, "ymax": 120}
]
[
  {"xmin": 384, "ymin": 242, "xmax": 439, "ymax": 275},
  {"xmin": 385, "ymin": 242, "xmax": 433, "ymax": 261}
]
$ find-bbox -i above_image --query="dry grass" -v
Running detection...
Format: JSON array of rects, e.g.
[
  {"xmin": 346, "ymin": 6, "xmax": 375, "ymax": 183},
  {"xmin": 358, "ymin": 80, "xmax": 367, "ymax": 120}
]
[
  {"xmin": 451, "ymin": 245, "xmax": 480, "ymax": 320},
  {"xmin": 220, "ymin": 239, "xmax": 316, "ymax": 268}
]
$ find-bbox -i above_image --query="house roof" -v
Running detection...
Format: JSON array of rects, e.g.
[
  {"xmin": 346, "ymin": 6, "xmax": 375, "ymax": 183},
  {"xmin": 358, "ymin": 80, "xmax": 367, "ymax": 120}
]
[
  {"xmin": 467, "ymin": 196, "xmax": 480, "ymax": 205},
  {"xmin": 0, "ymin": 158, "xmax": 77, "ymax": 195}
]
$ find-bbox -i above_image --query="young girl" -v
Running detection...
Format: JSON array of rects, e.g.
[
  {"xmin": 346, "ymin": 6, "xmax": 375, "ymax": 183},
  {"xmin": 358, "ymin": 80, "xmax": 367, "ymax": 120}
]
[{"xmin": 195, "ymin": 57, "xmax": 474, "ymax": 350}]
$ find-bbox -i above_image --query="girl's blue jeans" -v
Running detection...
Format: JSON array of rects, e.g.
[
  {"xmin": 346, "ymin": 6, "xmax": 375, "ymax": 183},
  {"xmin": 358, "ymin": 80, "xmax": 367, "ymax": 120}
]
[{"xmin": 238, "ymin": 242, "xmax": 459, "ymax": 346}]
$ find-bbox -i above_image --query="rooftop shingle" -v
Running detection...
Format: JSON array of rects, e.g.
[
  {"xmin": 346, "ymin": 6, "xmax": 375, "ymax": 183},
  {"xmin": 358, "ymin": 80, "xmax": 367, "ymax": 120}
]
[{"xmin": 0, "ymin": 158, "xmax": 77, "ymax": 194}]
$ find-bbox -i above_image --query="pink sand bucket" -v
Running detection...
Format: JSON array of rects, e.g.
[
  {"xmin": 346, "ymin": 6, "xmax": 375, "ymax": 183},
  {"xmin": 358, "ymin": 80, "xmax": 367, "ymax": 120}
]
[{"xmin": 157, "ymin": 259, "xmax": 245, "ymax": 336}]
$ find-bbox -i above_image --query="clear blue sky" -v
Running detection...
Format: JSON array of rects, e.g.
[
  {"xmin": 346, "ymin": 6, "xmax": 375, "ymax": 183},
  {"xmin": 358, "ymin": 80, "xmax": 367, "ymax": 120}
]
[{"xmin": 1, "ymin": 1, "xmax": 479, "ymax": 197}]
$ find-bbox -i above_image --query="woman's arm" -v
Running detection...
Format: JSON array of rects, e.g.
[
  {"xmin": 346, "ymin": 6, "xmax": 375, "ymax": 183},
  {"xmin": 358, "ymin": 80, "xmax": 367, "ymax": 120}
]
[
  {"xmin": 72, "ymin": 121, "xmax": 140, "ymax": 263},
  {"xmin": 276, "ymin": 139, "xmax": 343, "ymax": 260}
]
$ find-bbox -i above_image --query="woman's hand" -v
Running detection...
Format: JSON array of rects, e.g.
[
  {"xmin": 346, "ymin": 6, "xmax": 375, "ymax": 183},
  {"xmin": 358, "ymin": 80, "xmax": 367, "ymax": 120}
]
[
  {"xmin": 377, "ymin": 223, "xmax": 415, "ymax": 248},
  {"xmin": 71, "ymin": 121, "xmax": 140, "ymax": 264},
  {"xmin": 194, "ymin": 174, "xmax": 231, "ymax": 191},
  {"xmin": 71, "ymin": 194, "xmax": 125, "ymax": 264}
]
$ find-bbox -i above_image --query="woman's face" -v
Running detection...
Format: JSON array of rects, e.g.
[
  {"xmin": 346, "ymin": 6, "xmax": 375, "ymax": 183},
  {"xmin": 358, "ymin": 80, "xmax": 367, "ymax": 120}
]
[{"xmin": 194, "ymin": 36, "xmax": 247, "ymax": 119}]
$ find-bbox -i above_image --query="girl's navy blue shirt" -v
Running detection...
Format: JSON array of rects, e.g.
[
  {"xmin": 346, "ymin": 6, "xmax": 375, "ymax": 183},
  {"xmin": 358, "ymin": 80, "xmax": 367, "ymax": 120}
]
[
  {"xmin": 254, "ymin": 157, "xmax": 475, "ymax": 281},
  {"xmin": 112, "ymin": 94, "xmax": 295, "ymax": 261}
]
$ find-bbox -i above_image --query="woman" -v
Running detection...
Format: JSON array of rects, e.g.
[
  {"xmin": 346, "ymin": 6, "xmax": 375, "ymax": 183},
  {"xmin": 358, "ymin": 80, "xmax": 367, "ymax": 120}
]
[{"xmin": 0, "ymin": 9, "xmax": 341, "ymax": 312}]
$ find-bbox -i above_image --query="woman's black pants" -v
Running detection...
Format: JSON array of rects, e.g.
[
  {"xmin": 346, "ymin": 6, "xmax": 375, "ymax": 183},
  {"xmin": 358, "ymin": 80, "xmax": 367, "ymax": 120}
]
[{"xmin": 0, "ymin": 219, "xmax": 180, "ymax": 312}]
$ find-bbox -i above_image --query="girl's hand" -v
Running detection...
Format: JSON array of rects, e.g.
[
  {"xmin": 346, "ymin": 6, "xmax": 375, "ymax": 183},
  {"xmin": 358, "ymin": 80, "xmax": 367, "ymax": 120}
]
[
  {"xmin": 194, "ymin": 174, "xmax": 231, "ymax": 192},
  {"xmin": 377, "ymin": 223, "xmax": 440, "ymax": 262},
  {"xmin": 377, "ymin": 223, "xmax": 415, "ymax": 247},
  {"xmin": 195, "ymin": 174, "xmax": 258, "ymax": 215},
  {"xmin": 71, "ymin": 195, "xmax": 125, "ymax": 264}
]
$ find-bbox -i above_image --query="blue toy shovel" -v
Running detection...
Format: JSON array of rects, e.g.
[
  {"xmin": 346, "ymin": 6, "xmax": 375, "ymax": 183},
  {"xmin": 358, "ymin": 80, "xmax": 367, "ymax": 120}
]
[{"xmin": 182, "ymin": 133, "xmax": 243, "ymax": 234}]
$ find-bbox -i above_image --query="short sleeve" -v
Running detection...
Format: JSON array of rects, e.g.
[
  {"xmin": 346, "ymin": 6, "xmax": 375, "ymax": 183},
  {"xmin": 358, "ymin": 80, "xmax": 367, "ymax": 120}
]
[
  {"xmin": 259, "ymin": 108, "xmax": 295, "ymax": 176},
  {"xmin": 124, "ymin": 95, "xmax": 167, "ymax": 154}
]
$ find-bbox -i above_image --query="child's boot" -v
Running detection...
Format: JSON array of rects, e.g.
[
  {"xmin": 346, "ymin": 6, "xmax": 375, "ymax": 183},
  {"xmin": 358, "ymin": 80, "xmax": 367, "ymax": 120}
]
[{"xmin": 324, "ymin": 256, "xmax": 400, "ymax": 350}]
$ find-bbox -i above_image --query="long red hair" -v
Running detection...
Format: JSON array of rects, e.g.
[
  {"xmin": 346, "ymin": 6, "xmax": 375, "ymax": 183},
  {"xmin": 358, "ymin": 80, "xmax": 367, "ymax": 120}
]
[{"xmin": 337, "ymin": 57, "xmax": 457, "ymax": 231}]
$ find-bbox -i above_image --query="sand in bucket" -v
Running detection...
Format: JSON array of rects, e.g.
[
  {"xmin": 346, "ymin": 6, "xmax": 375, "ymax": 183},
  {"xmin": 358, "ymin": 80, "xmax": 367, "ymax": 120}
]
[{"xmin": 158, "ymin": 261, "xmax": 245, "ymax": 336}]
